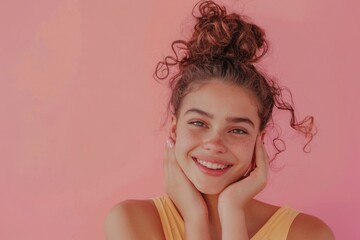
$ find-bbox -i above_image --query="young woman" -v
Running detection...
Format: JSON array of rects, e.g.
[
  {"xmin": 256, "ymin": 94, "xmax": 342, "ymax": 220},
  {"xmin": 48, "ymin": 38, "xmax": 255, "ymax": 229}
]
[{"xmin": 105, "ymin": 1, "xmax": 335, "ymax": 239}]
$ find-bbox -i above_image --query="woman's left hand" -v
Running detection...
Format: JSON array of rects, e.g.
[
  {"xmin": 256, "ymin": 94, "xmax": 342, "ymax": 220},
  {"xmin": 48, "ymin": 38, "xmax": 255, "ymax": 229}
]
[
  {"xmin": 218, "ymin": 134, "xmax": 269, "ymax": 212},
  {"xmin": 218, "ymin": 135, "xmax": 269, "ymax": 239}
]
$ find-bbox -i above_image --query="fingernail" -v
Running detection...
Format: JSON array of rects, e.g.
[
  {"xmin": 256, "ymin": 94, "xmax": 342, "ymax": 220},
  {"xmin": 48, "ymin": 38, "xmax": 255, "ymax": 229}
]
[{"xmin": 166, "ymin": 138, "xmax": 174, "ymax": 148}]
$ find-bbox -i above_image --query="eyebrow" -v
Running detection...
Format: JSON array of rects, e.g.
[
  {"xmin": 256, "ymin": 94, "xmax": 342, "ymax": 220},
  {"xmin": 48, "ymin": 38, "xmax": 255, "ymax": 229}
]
[{"xmin": 184, "ymin": 108, "xmax": 255, "ymax": 128}]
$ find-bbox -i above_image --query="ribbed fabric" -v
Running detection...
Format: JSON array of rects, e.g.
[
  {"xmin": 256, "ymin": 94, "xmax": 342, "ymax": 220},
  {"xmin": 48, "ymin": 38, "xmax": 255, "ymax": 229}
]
[
  {"xmin": 153, "ymin": 195, "xmax": 184, "ymax": 240},
  {"xmin": 152, "ymin": 195, "xmax": 299, "ymax": 240},
  {"xmin": 250, "ymin": 204, "xmax": 300, "ymax": 240}
]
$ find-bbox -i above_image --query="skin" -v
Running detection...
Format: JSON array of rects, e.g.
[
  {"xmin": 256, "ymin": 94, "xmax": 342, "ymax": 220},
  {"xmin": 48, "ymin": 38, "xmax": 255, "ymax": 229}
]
[
  {"xmin": 166, "ymin": 79, "xmax": 269, "ymax": 239},
  {"xmin": 104, "ymin": 79, "xmax": 335, "ymax": 240}
]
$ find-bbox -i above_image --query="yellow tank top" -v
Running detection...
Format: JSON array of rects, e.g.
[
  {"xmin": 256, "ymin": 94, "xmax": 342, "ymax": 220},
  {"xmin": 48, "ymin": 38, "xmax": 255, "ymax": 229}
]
[{"xmin": 152, "ymin": 195, "xmax": 300, "ymax": 240}]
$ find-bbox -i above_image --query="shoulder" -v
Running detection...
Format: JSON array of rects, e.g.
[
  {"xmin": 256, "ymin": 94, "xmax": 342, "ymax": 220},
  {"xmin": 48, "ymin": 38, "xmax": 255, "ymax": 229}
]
[
  {"xmin": 104, "ymin": 199, "xmax": 165, "ymax": 240},
  {"xmin": 287, "ymin": 212, "xmax": 335, "ymax": 240}
]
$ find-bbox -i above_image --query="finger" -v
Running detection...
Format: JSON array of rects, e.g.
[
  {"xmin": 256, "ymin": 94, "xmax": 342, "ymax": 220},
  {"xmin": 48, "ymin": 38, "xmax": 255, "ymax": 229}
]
[
  {"xmin": 255, "ymin": 135, "xmax": 269, "ymax": 174},
  {"xmin": 166, "ymin": 137, "xmax": 174, "ymax": 149},
  {"xmin": 164, "ymin": 137, "xmax": 181, "ymax": 181},
  {"xmin": 164, "ymin": 137, "xmax": 174, "ymax": 180},
  {"xmin": 164, "ymin": 137, "xmax": 175, "ymax": 165},
  {"xmin": 168, "ymin": 138, "xmax": 177, "ymax": 166}
]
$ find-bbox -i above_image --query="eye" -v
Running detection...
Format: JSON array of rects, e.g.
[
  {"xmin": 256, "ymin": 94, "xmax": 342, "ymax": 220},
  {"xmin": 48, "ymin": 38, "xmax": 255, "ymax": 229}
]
[
  {"xmin": 230, "ymin": 128, "xmax": 248, "ymax": 135},
  {"xmin": 188, "ymin": 120, "xmax": 206, "ymax": 127}
]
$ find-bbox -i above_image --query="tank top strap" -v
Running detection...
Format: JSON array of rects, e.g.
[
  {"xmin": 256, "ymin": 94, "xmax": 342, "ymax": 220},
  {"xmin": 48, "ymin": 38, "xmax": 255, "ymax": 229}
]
[
  {"xmin": 152, "ymin": 195, "xmax": 184, "ymax": 240},
  {"xmin": 251, "ymin": 206, "xmax": 300, "ymax": 240}
]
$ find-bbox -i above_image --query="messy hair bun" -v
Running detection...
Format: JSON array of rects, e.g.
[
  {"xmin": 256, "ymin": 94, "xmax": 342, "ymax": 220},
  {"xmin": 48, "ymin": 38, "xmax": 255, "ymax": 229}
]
[
  {"xmin": 155, "ymin": 0, "xmax": 315, "ymax": 159},
  {"xmin": 155, "ymin": 0, "xmax": 269, "ymax": 84},
  {"xmin": 189, "ymin": 1, "xmax": 267, "ymax": 64}
]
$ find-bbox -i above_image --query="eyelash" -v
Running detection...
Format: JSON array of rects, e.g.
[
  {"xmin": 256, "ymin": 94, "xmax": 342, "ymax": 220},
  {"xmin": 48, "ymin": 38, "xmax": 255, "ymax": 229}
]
[
  {"xmin": 189, "ymin": 121, "xmax": 206, "ymax": 127},
  {"xmin": 230, "ymin": 129, "xmax": 248, "ymax": 135},
  {"xmin": 188, "ymin": 121, "xmax": 248, "ymax": 135}
]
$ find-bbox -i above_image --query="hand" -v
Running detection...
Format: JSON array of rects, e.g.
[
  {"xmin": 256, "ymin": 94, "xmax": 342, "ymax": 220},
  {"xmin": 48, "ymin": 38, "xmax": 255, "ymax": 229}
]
[
  {"xmin": 163, "ymin": 137, "xmax": 208, "ymax": 221},
  {"xmin": 164, "ymin": 137, "xmax": 211, "ymax": 240},
  {"xmin": 218, "ymin": 135, "xmax": 269, "ymax": 212},
  {"xmin": 218, "ymin": 135, "xmax": 269, "ymax": 240}
]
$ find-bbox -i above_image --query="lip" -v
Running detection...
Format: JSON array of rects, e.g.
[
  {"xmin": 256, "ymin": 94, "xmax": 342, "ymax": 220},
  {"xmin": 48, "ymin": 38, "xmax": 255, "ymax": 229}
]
[{"xmin": 192, "ymin": 156, "xmax": 232, "ymax": 176}]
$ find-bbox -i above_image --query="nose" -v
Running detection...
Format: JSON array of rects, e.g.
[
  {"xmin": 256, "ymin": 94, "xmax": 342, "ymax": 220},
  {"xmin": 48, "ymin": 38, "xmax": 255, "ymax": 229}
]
[{"xmin": 202, "ymin": 132, "xmax": 227, "ymax": 154}]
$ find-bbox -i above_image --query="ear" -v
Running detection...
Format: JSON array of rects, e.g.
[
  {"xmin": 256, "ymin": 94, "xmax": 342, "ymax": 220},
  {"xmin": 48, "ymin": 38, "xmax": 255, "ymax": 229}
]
[{"xmin": 170, "ymin": 114, "xmax": 177, "ymax": 142}]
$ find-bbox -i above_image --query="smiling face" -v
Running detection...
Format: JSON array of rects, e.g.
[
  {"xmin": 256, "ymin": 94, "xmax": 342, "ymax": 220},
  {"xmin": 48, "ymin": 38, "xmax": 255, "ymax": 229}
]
[{"xmin": 170, "ymin": 79, "xmax": 262, "ymax": 195}]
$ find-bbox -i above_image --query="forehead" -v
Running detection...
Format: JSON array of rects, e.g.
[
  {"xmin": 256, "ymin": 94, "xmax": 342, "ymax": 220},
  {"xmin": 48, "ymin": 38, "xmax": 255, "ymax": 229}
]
[{"xmin": 179, "ymin": 80, "xmax": 260, "ymax": 124}]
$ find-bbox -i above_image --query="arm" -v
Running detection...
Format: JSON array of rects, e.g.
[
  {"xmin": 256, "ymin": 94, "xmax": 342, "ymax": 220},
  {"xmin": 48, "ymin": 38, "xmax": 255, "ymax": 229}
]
[
  {"xmin": 165, "ymin": 138, "xmax": 211, "ymax": 240},
  {"xmin": 184, "ymin": 213, "xmax": 211, "ymax": 240},
  {"xmin": 220, "ymin": 208, "xmax": 249, "ymax": 240},
  {"xmin": 218, "ymin": 135, "xmax": 269, "ymax": 240}
]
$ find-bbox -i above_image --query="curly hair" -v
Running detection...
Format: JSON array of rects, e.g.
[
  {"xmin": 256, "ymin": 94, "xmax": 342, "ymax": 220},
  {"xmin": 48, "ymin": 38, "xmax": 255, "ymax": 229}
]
[{"xmin": 154, "ymin": 0, "xmax": 315, "ymax": 160}]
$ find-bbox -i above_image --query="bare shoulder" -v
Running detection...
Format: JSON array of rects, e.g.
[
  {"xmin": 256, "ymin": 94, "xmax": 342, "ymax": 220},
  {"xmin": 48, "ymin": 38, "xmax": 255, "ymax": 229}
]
[
  {"xmin": 288, "ymin": 212, "xmax": 335, "ymax": 240},
  {"xmin": 104, "ymin": 199, "xmax": 165, "ymax": 240}
]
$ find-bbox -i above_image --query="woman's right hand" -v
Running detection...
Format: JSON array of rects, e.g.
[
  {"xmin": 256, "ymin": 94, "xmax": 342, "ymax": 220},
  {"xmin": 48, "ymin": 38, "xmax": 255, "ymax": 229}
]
[
  {"xmin": 164, "ymin": 137, "xmax": 211, "ymax": 239},
  {"xmin": 164, "ymin": 137, "xmax": 208, "ymax": 221}
]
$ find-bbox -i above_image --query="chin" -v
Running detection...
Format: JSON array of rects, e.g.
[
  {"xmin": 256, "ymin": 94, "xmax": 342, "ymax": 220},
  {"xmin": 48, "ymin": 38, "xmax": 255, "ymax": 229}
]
[{"xmin": 193, "ymin": 181, "xmax": 226, "ymax": 195}]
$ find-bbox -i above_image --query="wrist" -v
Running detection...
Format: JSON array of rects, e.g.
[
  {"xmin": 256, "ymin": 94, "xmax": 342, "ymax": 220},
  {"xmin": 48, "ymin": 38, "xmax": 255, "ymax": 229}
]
[
  {"xmin": 182, "ymin": 206, "xmax": 208, "ymax": 222},
  {"xmin": 220, "ymin": 209, "xmax": 249, "ymax": 240},
  {"xmin": 184, "ymin": 215, "xmax": 211, "ymax": 240},
  {"xmin": 218, "ymin": 196, "xmax": 248, "ymax": 214}
]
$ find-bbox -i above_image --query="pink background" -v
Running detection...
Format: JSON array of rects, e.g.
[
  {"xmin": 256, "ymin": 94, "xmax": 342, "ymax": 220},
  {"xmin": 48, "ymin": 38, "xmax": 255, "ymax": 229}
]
[{"xmin": 1, "ymin": 0, "xmax": 359, "ymax": 239}]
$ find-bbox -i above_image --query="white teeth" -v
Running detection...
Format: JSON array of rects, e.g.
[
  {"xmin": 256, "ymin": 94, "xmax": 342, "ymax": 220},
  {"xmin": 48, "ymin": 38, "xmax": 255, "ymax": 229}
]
[{"xmin": 196, "ymin": 159, "xmax": 228, "ymax": 170}]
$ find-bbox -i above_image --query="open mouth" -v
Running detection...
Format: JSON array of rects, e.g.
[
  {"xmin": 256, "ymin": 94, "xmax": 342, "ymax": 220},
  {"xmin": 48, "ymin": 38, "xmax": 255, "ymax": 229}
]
[{"xmin": 192, "ymin": 157, "xmax": 231, "ymax": 171}]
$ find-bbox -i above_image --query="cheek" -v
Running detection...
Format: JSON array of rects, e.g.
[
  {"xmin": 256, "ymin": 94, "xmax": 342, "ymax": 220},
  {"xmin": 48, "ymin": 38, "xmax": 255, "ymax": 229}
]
[
  {"xmin": 174, "ymin": 127, "xmax": 203, "ymax": 164},
  {"xmin": 230, "ymin": 138, "xmax": 256, "ymax": 162}
]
